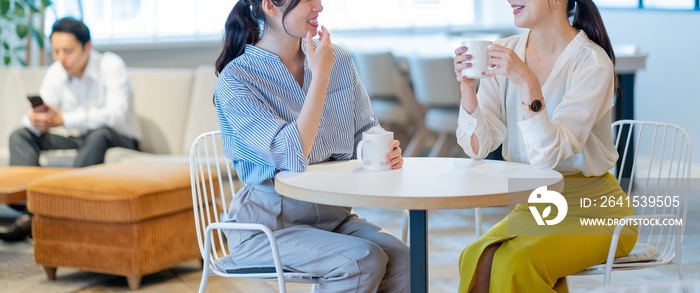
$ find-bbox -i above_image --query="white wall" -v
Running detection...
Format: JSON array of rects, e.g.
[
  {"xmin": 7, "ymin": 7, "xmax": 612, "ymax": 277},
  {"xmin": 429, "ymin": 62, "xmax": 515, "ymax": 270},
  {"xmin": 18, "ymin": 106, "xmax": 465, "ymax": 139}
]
[{"xmin": 600, "ymin": 10, "xmax": 700, "ymax": 168}]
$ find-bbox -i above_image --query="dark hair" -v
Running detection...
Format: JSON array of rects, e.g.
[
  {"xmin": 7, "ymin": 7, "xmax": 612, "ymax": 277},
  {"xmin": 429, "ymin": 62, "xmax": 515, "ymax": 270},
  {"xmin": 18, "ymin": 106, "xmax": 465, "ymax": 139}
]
[
  {"xmin": 215, "ymin": 0, "xmax": 302, "ymax": 75},
  {"xmin": 50, "ymin": 17, "xmax": 91, "ymax": 46},
  {"xmin": 567, "ymin": 0, "xmax": 614, "ymax": 65}
]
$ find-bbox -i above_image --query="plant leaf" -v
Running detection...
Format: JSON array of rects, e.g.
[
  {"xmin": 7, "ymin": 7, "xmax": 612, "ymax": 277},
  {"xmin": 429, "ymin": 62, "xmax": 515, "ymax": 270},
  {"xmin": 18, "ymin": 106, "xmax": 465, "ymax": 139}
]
[
  {"xmin": 1, "ymin": 0, "xmax": 10, "ymax": 16},
  {"xmin": 3, "ymin": 41, "xmax": 9, "ymax": 50},
  {"xmin": 14, "ymin": 1, "xmax": 25, "ymax": 17},
  {"xmin": 17, "ymin": 57, "xmax": 26, "ymax": 66},
  {"xmin": 29, "ymin": 26, "xmax": 43, "ymax": 48},
  {"xmin": 16, "ymin": 24, "xmax": 28, "ymax": 39},
  {"xmin": 4, "ymin": 56, "xmax": 11, "ymax": 65},
  {"xmin": 41, "ymin": 0, "xmax": 52, "ymax": 8},
  {"xmin": 24, "ymin": 0, "xmax": 40, "ymax": 13}
]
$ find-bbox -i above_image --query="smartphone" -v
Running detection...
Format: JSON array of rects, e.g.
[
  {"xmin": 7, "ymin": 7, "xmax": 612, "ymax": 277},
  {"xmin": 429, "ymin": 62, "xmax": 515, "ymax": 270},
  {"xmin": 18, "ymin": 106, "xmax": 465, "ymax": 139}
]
[{"xmin": 27, "ymin": 95, "xmax": 44, "ymax": 108}]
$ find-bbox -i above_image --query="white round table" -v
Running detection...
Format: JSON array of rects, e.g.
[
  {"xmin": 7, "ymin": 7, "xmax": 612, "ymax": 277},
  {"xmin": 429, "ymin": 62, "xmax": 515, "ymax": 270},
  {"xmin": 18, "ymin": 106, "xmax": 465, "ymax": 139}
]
[{"xmin": 275, "ymin": 157, "xmax": 563, "ymax": 293}]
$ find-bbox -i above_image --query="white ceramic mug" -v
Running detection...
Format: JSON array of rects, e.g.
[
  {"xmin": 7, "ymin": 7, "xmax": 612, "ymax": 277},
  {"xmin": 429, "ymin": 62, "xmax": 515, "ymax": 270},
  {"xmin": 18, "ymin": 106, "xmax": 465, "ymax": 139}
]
[
  {"xmin": 356, "ymin": 131, "xmax": 394, "ymax": 171},
  {"xmin": 460, "ymin": 40, "xmax": 495, "ymax": 79}
]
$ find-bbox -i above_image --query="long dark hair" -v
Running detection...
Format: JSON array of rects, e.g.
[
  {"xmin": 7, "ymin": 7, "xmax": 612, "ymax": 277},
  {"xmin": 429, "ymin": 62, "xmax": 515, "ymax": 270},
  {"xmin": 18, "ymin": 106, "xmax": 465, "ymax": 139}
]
[
  {"xmin": 567, "ymin": 0, "xmax": 614, "ymax": 65},
  {"xmin": 215, "ymin": 0, "xmax": 302, "ymax": 76}
]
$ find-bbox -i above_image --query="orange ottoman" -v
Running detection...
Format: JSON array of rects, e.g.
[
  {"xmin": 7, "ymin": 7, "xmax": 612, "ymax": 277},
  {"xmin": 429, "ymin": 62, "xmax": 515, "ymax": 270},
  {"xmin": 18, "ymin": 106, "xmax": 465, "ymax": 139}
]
[{"xmin": 27, "ymin": 162, "xmax": 200, "ymax": 289}]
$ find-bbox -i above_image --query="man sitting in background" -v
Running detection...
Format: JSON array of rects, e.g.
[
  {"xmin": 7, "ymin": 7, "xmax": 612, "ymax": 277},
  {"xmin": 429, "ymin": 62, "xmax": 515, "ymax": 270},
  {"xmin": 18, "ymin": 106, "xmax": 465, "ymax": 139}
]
[{"xmin": 0, "ymin": 17, "xmax": 141, "ymax": 241}]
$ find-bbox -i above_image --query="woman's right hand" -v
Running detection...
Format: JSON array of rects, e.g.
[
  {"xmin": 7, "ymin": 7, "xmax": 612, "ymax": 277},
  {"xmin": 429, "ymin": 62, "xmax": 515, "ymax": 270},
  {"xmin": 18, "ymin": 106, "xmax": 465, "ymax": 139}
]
[{"xmin": 305, "ymin": 26, "xmax": 334, "ymax": 84}]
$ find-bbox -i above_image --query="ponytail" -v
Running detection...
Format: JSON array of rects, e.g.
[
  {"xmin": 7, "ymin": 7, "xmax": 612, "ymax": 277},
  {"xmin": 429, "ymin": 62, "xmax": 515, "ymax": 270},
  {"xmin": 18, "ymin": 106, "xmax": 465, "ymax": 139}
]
[
  {"xmin": 567, "ymin": 0, "xmax": 615, "ymax": 65},
  {"xmin": 215, "ymin": 1, "xmax": 263, "ymax": 75},
  {"xmin": 215, "ymin": 0, "xmax": 304, "ymax": 76}
]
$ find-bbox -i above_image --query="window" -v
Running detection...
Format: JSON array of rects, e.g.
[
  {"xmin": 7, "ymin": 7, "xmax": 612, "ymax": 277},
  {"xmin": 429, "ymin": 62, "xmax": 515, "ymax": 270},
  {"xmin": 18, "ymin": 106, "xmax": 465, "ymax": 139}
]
[
  {"xmin": 319, "ymin": 0, "xmax": 474, "ymax": 30},
  {"xmin": 46, "ymin": 0, "xmax": 233, "ymax": 42},
  {"xmin": 595, "ymin": 0, "xmax": 700, "ymax": 10},
  {"xmin": 46, "ymin": 0, "xmax": 475, "ymax": 44}
]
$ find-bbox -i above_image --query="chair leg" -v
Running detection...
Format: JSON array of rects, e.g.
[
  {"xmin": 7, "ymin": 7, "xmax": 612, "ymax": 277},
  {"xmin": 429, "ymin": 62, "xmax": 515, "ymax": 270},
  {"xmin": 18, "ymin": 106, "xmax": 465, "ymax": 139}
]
[
  {"xmin": 43, "ymin": 266, "xmax": 57, "ymax": 280},
  {"xmin": 199, "ymin": 257, "xmax": 212, "ymax": 293},
  {"xmin": 401, "ymin": 209, "xmax": 409, "ymax": 244},
  {"xmin": 676, "ymin": 233, "xmax": 687, "ymax": 283},
  {"xmin": 474, "ymin": 208, "xmax": 483, "ymax": 236},
  {"xmin": 404, "ymin": 127, "xmax": 430, "ymax": 157},
  {"xmin": 429, "ymin": 133, "xmax": 448, "ymax": 157},
  {"xmin": 127, "ymin": 275, "xmax": 142, "ymax": 290},
  {"xmin": 310, "ymin": 282, "xmax": 319, "ymax": 293}
]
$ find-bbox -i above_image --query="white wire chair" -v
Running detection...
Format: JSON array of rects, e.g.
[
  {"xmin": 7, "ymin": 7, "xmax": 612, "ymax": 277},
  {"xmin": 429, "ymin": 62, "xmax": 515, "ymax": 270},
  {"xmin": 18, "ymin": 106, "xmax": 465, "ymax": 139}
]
[
  {"xmin": 189, "ymin": 130, "xmax": 319, "ymax": 293},
  {"xmin": 573, "ymin": 120, "xmax": 692, "ymax": 287}
]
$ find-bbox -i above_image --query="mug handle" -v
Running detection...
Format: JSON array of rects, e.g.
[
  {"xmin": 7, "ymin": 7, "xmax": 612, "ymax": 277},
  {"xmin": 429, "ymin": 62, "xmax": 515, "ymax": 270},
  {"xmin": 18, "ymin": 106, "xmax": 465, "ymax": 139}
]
[{"xmin": 356, "ymin": 139, "xmax": 369, "ymax": 165}]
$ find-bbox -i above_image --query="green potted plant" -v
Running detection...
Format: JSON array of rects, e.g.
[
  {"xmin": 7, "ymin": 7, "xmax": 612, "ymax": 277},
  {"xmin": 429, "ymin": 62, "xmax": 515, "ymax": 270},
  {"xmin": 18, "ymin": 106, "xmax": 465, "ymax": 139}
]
[{"xmin": 0, "ymin": 0, "xmax": 53, "ymax": 66}]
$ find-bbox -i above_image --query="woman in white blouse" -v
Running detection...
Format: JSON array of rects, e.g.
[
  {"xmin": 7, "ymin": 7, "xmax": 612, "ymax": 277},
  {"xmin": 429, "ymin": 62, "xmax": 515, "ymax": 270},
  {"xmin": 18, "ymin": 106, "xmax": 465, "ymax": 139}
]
[{"xmin": 453, "ymin": 0, "xmax": 638, "ymax": 292}]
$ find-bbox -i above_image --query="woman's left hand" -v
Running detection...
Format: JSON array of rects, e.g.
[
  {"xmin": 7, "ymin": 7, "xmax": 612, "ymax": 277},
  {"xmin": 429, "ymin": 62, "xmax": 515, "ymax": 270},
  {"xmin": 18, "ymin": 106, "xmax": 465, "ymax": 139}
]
[
  {"xmin": 387, "ymin": 140, "xmax": 404, "ymax": 170},
  {"xmin": 483, "ymin": 44, "xmax": 535, "ymax": 86}
]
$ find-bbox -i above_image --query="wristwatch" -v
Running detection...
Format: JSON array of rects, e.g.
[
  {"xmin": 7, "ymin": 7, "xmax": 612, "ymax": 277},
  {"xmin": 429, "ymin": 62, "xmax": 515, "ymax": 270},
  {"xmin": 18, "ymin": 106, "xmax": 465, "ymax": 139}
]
[{"xmin": 522, "ymin": 99, "xmax": 544, "ymax": 113}]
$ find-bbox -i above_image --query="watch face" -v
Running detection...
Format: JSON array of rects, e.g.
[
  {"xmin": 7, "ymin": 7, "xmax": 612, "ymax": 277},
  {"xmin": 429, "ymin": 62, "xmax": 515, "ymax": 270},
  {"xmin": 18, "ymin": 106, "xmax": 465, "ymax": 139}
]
[{"xmin": 530, "ymin": 100, "xmax": 543, "ymax": 112}]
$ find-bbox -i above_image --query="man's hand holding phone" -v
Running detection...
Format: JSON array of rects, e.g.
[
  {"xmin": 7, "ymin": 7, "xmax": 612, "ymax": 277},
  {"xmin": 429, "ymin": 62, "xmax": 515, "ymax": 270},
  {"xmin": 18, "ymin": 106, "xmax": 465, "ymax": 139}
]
[
  {"xmin": 27, "ymin": 95, "xmax": 47, "ymax": 113},
  {"xmin": 26, "ymin": 96, "xmax": 63, "ymax": 132}
]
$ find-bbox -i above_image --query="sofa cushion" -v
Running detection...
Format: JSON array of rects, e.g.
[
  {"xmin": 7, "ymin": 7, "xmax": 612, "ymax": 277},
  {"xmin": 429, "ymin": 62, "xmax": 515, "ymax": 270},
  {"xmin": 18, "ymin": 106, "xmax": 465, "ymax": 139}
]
[
  {"xmin": 0, "ymin": 67, "xmax": 48, "ymax": 166},
  {"xmin": 129, "ymin": 68, "xmax": 194, "ymax": 155},
  {"xmin": 27, "ymin": 162, "xmax": 192, "ymax": 223},
  {"xmin": 180, "ymin": 65, "xmax": 220, "ymax": 154},
  {"xmin": 0, "ymin": 66, "xmax": 219, "ymax": 167}
]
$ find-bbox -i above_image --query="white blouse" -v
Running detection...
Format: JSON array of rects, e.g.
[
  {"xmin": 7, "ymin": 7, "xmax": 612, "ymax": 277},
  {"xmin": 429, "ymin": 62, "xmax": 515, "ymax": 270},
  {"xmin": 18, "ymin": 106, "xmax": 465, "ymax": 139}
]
[{"xmin": 456, "ymin": 31, "xmax": 618, "ymax": 176}]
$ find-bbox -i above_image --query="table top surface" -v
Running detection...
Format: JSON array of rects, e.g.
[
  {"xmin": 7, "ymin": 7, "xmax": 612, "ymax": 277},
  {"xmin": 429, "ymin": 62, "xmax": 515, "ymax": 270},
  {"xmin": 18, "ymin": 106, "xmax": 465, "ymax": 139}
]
[{"xmin": 275, "ymin": 157, "xmax": 563, "ymax": 210}]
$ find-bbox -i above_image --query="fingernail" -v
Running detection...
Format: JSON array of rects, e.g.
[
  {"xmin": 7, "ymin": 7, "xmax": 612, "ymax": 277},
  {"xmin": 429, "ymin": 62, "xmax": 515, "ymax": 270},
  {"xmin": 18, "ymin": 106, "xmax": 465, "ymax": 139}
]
[
  {"xmin": 482, "ymin": 72, "xmax": 486, "ymax": 75},
  {"xmin": 466, "ymin": 64, "xmax": 472, "ymax": 68}
]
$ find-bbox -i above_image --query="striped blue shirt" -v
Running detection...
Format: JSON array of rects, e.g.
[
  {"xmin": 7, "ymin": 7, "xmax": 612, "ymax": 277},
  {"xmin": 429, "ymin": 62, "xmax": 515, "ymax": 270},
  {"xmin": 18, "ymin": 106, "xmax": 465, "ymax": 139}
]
[{"xmin": 215, "ymin": 42, "xmax": 379, "ymax": 185}]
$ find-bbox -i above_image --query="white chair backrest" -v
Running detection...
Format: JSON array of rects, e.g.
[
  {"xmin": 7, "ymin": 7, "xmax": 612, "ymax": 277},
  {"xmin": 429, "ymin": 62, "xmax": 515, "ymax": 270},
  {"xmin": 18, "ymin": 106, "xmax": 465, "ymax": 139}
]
[
  {"xmin": 611, "ymin": 120, "xmax": 692, "ymax": 259},
  {"xmin": 407, "ymin": 56, "xmax": 461, "ymax": 107},
  {"xmin": 189, "ymin": 130, "xmax": 234, "ymax": 261},
  {"xmin": 352, "ymin": 51, "xmax": 398, "ymax": 98}
]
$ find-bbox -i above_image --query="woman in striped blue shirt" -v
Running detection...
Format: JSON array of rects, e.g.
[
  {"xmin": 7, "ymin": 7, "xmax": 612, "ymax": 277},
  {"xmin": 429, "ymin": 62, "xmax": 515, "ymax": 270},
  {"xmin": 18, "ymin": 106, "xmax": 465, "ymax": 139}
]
[{"xmin": 213, "ymin": 0, "xmax": 410, "ymax": 292}]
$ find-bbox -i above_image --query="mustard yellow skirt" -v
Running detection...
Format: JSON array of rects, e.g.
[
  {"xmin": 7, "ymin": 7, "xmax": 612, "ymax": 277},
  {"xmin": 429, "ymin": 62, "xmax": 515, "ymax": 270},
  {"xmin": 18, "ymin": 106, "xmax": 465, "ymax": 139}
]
[{"xmin": 458, "ymin": 173, "xmax": 639, "ymax": 293}]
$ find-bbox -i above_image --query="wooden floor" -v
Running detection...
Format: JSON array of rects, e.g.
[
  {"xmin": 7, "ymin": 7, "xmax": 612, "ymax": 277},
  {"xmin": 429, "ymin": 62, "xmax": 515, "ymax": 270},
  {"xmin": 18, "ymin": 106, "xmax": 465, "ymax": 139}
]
[
  {"xmin": 71, "ymin": 203, "xmax": 700, "ymax": 293},
  {"xmin": 3, "ymin": 177, "xmax": 700, "ymax": 292}
]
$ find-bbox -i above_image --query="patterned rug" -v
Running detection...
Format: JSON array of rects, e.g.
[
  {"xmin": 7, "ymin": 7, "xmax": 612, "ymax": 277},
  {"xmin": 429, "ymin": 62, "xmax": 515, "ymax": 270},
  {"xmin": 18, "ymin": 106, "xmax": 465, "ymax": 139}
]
[{"xmin": 0, "ymin": 208, "xmax": 113, "ymax": 293}]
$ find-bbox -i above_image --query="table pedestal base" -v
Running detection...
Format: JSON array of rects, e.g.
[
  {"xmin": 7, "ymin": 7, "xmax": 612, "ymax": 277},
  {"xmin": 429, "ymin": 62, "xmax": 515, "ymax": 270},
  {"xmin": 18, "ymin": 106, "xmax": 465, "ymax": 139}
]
[{"xmin": 410, "ymin": 210, "xmax": 428, "ymax": 293}]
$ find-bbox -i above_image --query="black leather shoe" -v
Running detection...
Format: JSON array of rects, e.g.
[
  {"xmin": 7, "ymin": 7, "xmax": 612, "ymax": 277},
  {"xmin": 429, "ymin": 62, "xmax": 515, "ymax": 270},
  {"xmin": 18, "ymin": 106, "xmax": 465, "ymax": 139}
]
[{"xmin": 0, "ymin": 214, "xmax": 32, "ymax": 241}]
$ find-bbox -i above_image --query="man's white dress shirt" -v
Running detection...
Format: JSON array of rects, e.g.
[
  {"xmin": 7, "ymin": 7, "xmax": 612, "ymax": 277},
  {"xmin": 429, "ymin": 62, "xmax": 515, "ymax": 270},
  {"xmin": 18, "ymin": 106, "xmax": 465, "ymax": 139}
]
[{"xmin": 22, "ymin": 50, "xmax": 141, "ymax": 140}]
